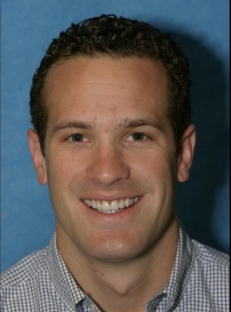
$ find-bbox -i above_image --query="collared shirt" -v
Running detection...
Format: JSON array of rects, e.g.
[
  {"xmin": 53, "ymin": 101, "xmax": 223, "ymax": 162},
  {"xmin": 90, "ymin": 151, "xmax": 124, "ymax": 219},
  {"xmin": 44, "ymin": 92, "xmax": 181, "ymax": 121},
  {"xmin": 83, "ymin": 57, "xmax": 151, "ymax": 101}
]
[{"xmin": 1, "ymin": 226, "xmax": 229, "ymax": 311}]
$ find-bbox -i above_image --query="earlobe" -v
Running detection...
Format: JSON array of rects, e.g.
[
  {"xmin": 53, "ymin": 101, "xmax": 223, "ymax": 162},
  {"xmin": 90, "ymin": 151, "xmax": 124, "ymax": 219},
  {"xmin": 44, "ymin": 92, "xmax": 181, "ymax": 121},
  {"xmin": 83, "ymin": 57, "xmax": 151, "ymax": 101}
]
[
  {"xmin": 177, "ymin": 124, "xmax": 196, "ymax": 183},
  {"xmin": 27, "ymin": 129, "xmax": 47, "ymax": 185}
]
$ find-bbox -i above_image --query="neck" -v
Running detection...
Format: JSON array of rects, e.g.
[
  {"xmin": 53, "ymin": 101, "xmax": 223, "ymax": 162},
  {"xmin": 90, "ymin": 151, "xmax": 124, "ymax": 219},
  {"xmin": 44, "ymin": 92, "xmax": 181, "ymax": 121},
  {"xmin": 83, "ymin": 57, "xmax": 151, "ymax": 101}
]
[{"xmin": 56, "ymin": 218, "xmax": 179, "ymax": 312}]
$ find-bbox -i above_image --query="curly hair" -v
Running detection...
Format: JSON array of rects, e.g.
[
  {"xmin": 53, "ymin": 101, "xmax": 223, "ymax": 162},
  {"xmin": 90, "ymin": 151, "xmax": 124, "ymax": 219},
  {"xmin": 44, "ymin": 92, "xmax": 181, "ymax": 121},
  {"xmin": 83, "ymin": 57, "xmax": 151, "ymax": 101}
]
[{"xmin": 30, "ymin": 14, "xmax": 192, "ymax": 154}]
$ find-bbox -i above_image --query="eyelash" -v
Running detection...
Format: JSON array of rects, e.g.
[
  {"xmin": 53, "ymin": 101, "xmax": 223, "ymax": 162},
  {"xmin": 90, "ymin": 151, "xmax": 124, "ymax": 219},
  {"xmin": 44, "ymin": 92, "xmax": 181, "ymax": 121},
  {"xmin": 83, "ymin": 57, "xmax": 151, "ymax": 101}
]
[
  {"xmin": 126, "ymin": 132, "xmax": 148, "ymax": 142},
  {"xmin": 67, "ymin": 133, "xmax": 87, "ymax": 142}
]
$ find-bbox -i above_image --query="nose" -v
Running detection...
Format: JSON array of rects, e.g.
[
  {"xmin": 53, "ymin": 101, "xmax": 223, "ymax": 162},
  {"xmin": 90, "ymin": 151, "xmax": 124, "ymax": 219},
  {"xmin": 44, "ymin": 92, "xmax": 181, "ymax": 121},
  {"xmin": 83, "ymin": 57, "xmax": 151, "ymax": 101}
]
[{"xmin": 86, "ymin": 144, "xmax": 130, "ymax": 186}]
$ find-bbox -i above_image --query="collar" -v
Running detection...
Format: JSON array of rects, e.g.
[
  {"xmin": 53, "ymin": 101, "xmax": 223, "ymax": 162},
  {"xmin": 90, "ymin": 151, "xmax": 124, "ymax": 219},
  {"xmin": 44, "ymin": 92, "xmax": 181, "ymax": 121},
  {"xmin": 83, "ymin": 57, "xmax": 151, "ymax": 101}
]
[
  {"xmin": 46, "ymin": 234, "xmax": 85, "ymax": 310},
  {"xmin": 147, "ymin": 223, "xmax": 194, "ymax": 311}
]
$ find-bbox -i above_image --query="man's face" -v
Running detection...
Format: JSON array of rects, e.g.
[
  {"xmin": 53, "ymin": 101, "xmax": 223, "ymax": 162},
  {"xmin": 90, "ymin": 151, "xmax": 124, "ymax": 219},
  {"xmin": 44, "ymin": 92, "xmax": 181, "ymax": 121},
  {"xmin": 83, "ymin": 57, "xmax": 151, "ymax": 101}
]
[{"xmin": 29, "ymin": 57, "xmax": 194, "ymax": 263}]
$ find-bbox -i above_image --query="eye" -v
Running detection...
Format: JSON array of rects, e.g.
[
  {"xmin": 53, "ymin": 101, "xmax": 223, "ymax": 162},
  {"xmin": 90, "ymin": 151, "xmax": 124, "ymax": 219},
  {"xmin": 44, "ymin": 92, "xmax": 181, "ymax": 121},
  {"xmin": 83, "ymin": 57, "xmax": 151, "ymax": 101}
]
[
  {"xmin": 127, "ymin": 132, "xmax": 147, "ymax": 142},
  {"xmin": 68, "ymin": 133, "xmax": 87, "ymax": 142}
]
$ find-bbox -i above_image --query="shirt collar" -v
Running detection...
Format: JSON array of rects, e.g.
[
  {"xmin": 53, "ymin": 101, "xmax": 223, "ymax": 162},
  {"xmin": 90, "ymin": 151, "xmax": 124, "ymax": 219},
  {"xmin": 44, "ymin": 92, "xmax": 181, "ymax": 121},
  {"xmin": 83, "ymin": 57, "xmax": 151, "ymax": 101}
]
[
  {"xmin": 147, "ymin": 223, "xmax": 194, "ymax": 311},
  {"xmin": 46, "ymin": 223, "xmax": 194, "ymax": 311},
  {"xmin": 46, "ymin": 234, "xmax": 85, "ymax": 310}
]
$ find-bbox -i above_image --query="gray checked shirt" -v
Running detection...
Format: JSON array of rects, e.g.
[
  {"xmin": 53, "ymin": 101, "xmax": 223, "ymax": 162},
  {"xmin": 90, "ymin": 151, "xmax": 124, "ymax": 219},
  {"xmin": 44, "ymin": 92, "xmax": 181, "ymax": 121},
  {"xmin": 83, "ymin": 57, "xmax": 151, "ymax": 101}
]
[{"xmin": 1, "ymin": 226, "xmax": 229, "ymax": 311}]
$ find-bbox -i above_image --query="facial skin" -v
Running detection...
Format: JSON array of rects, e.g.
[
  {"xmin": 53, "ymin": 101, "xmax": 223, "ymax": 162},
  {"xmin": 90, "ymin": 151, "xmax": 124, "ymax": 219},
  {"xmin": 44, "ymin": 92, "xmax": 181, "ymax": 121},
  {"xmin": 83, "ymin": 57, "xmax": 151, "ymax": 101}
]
[{"xmin": 28, "ymin": 56, "xmax": 195, "ymax": 310}]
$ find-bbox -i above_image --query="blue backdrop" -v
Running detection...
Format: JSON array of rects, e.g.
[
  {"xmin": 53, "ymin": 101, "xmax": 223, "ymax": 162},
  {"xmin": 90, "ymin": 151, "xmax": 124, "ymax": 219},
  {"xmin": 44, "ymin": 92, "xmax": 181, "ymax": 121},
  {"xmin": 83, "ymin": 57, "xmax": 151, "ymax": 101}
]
[{"xmin": 1, "ymin": 0, "xmax": 229, "ymax": 272}]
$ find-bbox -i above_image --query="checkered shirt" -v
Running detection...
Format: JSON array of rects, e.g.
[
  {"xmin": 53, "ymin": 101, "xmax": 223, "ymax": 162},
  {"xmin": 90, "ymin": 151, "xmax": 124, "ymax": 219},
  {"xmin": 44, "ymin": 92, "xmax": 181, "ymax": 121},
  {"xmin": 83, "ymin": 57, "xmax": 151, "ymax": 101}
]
[{"xmin": 1, "ymin": 226, "xmax": 229, "ymax": 311}]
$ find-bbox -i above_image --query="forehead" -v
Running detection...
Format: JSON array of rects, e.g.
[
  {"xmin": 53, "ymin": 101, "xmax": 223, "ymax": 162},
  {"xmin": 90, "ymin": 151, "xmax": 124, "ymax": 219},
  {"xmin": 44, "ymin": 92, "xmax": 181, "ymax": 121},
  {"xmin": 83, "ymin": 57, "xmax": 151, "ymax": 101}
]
[{"xmin": 44, "ymin": 56, "xmax": 169, "ymax": 125}]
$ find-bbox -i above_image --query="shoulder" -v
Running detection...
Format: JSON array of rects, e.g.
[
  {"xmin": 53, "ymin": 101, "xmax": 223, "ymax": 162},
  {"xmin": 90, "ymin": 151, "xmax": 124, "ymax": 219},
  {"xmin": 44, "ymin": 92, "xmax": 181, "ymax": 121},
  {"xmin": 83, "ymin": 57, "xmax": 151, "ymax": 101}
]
[
  {"xmin": 1, "ymin": 247, "xmax": 48, "ymax": 289},
  {"xmin": 0, "ymin": 247, "xmax": 66, "ymax": 311},
  {"xmin": 188, "ymin": 240, "xmax": 229, "ymax": 311},
  {"xmin": 192, "ymin": 239, "xmax": 229, "ymax": 269}
]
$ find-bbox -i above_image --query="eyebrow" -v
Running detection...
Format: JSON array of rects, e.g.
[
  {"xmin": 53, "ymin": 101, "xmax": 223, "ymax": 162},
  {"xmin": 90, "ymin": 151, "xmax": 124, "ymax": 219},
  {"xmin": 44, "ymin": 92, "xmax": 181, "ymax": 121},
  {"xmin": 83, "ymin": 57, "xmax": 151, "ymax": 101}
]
[
  {"xmin": 52, "ymin": 118, "xmax": 165, "ymax": 134},
  {"xmin": 116, "ymin": 118, "xmax": 165, "ymax": 132},
  {"xmin": 52, "ymin": 121, "xmax": 95, "ymax": 133}
]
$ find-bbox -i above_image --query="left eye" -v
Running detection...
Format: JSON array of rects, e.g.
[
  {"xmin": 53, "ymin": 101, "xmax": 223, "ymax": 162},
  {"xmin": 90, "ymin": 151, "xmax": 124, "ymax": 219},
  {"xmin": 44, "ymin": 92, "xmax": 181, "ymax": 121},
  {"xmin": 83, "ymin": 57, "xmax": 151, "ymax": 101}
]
[
  {"xmin": 68, "ymin": 134, "xmax": 86, "ymax": 142},
  {"xmin": 127, "ymin": 133, "xmax": 147, "ymax": 141}
]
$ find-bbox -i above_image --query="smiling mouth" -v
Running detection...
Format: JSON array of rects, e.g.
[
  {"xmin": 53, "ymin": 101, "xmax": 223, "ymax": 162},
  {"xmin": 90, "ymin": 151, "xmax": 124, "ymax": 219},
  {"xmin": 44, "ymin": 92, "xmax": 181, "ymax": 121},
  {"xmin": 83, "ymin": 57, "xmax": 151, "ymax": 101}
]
[{"xmin": 84, "ymin": 197, "xmax": 139, "ymax": 214}]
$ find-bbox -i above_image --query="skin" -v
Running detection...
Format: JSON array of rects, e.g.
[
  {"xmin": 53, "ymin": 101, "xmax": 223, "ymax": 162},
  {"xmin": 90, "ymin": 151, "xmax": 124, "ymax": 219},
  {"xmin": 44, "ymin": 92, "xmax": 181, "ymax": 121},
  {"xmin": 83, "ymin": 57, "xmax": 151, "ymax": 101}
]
[{"xmin": 28, "ymin": 56, "xmax": 196, "ymax": 312}]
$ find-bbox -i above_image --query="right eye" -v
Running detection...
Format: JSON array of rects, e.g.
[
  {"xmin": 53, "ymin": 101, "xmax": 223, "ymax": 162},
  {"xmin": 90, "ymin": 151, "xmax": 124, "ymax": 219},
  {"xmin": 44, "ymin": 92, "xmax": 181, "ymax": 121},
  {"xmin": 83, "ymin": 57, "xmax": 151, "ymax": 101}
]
[
  {"xmin": 67, "ymin": 134, "xmax": 87, "ymax": 142},
  {"xmin": 126, "ymin": 132, "xmax": 148, "ymax": 142}
]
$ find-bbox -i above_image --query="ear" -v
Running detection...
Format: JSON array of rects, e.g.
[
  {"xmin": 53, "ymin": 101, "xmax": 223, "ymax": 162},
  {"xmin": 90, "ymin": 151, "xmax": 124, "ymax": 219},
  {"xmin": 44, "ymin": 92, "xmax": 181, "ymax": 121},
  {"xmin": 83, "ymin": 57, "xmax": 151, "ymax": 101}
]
[
  {"xmin": 27, "ymin": 129, "xmax": 47, "ymax": 185},
  {"xmin": 177, "ymin": 124, "xmax": 196, "ymax": 183}
]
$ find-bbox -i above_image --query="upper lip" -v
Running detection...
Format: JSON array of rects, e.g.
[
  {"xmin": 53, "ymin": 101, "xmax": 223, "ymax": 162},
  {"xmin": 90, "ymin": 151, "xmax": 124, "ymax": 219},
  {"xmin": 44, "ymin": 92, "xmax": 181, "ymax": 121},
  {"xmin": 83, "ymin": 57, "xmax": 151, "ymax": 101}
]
[{"xmin": 80, "ymin": 194, "xmax": 141, "ymax": 201}]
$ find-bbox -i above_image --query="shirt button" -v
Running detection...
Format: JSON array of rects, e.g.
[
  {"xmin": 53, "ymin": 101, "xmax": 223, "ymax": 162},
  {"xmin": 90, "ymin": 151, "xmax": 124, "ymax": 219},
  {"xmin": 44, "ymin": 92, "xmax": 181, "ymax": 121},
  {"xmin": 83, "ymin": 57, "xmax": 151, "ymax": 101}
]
[{"xmin": 89, "ymin": 303, "xmax": 98, "ymax": 312}]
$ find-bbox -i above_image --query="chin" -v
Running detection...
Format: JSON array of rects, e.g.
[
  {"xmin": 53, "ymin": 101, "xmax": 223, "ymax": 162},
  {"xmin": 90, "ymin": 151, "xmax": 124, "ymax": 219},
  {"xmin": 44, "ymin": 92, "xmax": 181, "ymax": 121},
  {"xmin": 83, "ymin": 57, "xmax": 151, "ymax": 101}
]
[{"xmin": 80, "ymin": 235, "xmax": 152, "ymax": 263}]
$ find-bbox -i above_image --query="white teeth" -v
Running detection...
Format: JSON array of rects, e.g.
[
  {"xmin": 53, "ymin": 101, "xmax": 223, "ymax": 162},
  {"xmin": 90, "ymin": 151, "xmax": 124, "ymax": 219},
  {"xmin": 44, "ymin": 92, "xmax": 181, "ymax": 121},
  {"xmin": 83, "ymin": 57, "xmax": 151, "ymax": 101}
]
[
  {"xmin": 110, "ymin": 200, "xmax": 119, "ymax": 211},
  {"xmin": 92, "ymin": 199, "xmax": 97, "ymax": 209},
  {"xmin": 96, "ymin": 200, "xmax": 102, "ymax": 209},
  {"xmin": 101, "ymin": 201, "xmax": 110, "ymax": 212},
  {"xmin": 84, "ymin": 197, "xmax": 139, "ymax": 214},
  {"xmin": 125, "ymin": 198, "xmax": 130, "ymax": 207},
  {"xmin": 119, "ymin": 199, "xmax": 125, "ymax": 209}
]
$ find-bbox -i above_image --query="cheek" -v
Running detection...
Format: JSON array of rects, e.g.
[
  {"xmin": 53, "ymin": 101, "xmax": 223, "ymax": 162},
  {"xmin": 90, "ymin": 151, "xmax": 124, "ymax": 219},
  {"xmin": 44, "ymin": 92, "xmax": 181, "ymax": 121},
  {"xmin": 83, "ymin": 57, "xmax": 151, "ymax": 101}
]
[
  {"xmin": 133, "ymin": 152, "xmax": 175, "ymax": 179},
  {"xmin": 45, "ymin": 152, "xmax": 77, "ymax": 188},
  {"xmin": 47, "ymin": 147, "xmax": 83, "ymax": 172},
  {"xmin": 134, "ymin": 153, "xmax": 178, "ymax": 203}
]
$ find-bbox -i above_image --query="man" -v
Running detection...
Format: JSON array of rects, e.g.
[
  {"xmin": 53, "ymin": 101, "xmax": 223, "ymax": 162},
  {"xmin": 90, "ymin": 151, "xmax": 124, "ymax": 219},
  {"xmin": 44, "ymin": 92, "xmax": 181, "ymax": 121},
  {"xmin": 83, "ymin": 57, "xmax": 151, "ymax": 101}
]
[{"xmin": 1, "ymin": 14, "xmax": 229, "ymax": 312}]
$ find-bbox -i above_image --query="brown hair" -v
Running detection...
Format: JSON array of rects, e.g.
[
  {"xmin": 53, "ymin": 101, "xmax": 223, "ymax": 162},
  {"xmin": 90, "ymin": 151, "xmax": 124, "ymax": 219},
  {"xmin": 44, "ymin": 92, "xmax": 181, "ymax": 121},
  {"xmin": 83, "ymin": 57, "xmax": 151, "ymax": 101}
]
[{"xmin": 30, "ymin": 14, "xmax": 192, "ymax": 154}]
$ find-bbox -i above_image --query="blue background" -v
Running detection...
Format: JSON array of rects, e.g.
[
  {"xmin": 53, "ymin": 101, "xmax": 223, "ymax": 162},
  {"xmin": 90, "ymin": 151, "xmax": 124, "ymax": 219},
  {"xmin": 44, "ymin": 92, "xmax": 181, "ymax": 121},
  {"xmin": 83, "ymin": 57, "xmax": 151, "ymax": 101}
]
[{"xmin": 1, "ymin": 0, "xmax": 229, "ymax": 272}]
